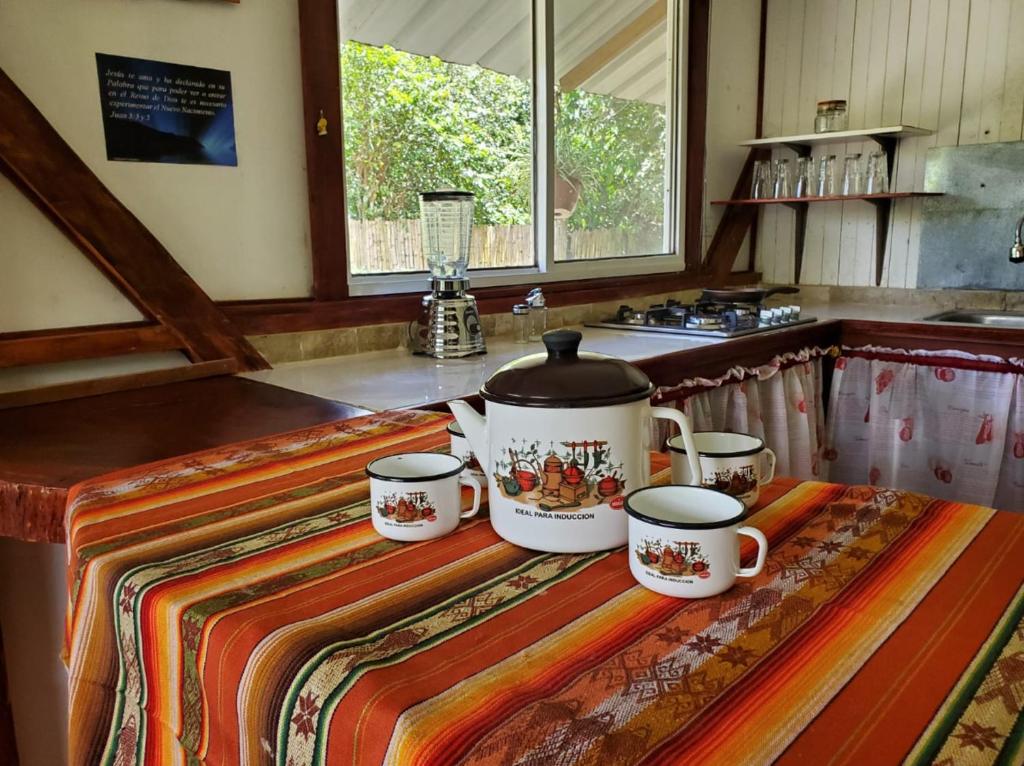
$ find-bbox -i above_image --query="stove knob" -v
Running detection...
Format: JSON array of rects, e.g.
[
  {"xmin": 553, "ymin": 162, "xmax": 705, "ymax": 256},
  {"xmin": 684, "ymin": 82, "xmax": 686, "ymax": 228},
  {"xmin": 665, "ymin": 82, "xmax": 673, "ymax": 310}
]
[{"xmin": 788, "ymin": 304, "xmax": 801, "ymax": 320}]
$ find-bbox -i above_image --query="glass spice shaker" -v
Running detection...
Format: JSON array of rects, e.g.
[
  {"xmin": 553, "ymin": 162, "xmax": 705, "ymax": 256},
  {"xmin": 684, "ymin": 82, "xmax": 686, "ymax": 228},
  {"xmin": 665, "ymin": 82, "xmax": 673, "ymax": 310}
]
[
  {"xmin": 512, "ymin": 304, "xmax": 531, "ymax": 344},
  {"xmin": 526, "ymin": 287, "xmax": 547, "ymax": 341}
]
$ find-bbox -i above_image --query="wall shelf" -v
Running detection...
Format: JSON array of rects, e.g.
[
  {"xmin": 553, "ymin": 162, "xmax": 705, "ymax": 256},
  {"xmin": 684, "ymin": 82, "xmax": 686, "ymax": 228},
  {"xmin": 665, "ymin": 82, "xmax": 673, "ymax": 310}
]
[
  {"xmin": 738, "ymin": 125, "xmax": 933, "ymax": 151},
  {"xmin": 729, "ymin": 127, "xmax": 937, "ymax": 285},
  {"xmin": 710, "ymin": 192, "xmax": 943, "ymax": 206}
]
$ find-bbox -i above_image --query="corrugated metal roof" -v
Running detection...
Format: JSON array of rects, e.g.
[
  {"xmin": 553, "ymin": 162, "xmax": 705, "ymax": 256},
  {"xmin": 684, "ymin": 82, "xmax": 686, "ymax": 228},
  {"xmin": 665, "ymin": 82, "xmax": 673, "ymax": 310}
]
[{"xmin": 338, "ymin": 0, "xmax": 670, "ymax": 105}]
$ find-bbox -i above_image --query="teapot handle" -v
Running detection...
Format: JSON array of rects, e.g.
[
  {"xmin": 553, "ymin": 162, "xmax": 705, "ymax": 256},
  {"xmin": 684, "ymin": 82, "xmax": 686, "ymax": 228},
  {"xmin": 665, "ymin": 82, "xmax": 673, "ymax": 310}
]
[{"xmin": 651, "ymin": 407, "xmax": 703, "ymax": 487}]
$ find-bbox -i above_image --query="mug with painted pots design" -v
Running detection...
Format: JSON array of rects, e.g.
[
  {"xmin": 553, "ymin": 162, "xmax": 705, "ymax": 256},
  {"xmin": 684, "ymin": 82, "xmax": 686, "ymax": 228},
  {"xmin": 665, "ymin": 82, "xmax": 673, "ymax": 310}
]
[
  {"xmin": 624, "ymin": 485, "xmax": 768, "ymax": 599},
  {"xmin": 667, "ymin": 431, "xmax": 776, "ymax": 507},
  {"xmin": 365, "ymin": 452, "xmax": 481, "ymax": 542}
]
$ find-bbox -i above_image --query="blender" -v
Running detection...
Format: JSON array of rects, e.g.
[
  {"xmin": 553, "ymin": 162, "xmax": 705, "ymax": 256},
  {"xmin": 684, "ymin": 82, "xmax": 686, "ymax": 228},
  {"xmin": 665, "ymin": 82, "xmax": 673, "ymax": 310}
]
[{"xmin": 412, "ymin": 190, "xmax": 487, "ymax": 358}]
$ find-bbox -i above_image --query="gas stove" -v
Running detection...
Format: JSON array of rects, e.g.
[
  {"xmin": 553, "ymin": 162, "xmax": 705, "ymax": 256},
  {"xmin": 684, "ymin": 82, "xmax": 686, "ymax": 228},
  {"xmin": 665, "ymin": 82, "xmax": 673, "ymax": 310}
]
[{"xmin": 585, "ymin": 299, "xmax": 816, "ymax": 338}]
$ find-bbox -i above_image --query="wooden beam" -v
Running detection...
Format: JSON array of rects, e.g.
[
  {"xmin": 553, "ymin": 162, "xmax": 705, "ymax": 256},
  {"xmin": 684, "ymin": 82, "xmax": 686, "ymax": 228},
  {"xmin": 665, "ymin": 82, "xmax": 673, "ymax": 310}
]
[
  {"xmin": 755, "ymin": 0, "xmax": 768, "ymax": 140},
  {"xmin": 0, "ymin": 67, "xmax": 268, "ymax": 371},
  {"xmin": 220, "ymin": 269, "xmax": 760, "ymax": 334},
  {"xmin": 685, "ymin": 0, "xmax": 710, "ymax": 272},
  {"xmin": 0, "ymin": 323, "xmax": 181, "ymax": 369},
  {"xmin": 704, "ymin": 148, "xmax": 769, "ymax": 281},
  {"xmin": 0, "ymin": 359, "xmax": 237, "ymax": 410},
  {"xmin": 559, "ymin": 1, "xmax": 668, "ymax": 92},
  {"xmin": 748, "ymin": 0, "xmax": 769, "ymax": 269},
  {"xmin": 298, "ymin": 0, "xmax": 350, "ymax": 301}
]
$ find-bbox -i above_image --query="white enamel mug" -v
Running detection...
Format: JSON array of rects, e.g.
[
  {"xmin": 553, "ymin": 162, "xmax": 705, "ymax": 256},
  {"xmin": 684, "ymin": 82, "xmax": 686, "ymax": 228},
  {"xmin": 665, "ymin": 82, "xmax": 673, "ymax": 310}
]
[
  {"xmin": 667, "ymin": 431, "xmax": 776, "ymax": 507},
  {"xmin": 365, "ymin": 453, "xmax": 482, "ymax": 542},
  {"xmin": 446, "ymin": 421, "xmax": 484, "ymax": 478},
  {"xmin": 624, "ymin": 485, "xmax": 768, "ymax": 598}
]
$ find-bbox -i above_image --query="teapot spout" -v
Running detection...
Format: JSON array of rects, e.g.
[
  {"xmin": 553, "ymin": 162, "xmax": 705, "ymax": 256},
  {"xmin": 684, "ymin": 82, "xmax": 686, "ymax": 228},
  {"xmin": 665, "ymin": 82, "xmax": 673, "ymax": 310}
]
[{"xmin": 448, "ymin": 400, "xmax": 488, "ymax": 463}]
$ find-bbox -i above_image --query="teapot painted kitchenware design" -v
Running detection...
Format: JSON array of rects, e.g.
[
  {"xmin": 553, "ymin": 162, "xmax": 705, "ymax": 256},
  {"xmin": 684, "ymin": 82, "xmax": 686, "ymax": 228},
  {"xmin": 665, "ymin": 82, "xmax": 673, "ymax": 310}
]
[{"xmin": 449, "ymin": 329, "xmax": 703, "ymax": 552}]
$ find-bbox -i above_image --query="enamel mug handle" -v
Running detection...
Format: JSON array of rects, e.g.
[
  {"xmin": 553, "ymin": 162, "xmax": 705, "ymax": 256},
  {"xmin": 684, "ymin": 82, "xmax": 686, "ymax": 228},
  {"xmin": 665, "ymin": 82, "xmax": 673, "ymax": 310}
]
[
  {"xmin": 737, "ymin": 526, "xmax": 768, "ymax": 578},
  {"xmin": 459, "ymin": 472, "xmax": 482, "ymax": 519},
  {"xmin": 651, "ymin": 406, "xmax": 703, "ymax": 486},
  {"xmin": 759, "ymin": 448, "xmax": 777, "ymax": 487}
]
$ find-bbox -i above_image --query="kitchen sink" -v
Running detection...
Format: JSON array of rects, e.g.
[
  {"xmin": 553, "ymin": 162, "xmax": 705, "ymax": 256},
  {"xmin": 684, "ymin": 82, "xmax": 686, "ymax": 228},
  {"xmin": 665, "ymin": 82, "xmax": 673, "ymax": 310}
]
[{"xmin": 923, "ymin": 310, "xmax": 1024, "ymax": 329}]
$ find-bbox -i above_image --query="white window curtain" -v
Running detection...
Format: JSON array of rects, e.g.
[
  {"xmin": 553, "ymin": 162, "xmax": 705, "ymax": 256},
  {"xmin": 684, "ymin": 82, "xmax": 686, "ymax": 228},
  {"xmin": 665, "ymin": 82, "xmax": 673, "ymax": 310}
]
[
  {"xmin": 824, "ymin": 347, "xmax": 1024, "ymax": 511},
  {"xmin": 652, "ymin": 348, "xmax": 832, "ymax": 481}
]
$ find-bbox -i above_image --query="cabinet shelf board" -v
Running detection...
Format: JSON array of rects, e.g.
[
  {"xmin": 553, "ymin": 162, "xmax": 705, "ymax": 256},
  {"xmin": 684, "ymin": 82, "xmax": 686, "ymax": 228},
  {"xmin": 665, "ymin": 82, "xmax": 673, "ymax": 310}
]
[
  {"xmin": 710, "ymin": 192, "xmax": 944, "ymax": 206},
  {"xmin": 738, "ymin": 125, "xmax": 933, "ymax": 148}
]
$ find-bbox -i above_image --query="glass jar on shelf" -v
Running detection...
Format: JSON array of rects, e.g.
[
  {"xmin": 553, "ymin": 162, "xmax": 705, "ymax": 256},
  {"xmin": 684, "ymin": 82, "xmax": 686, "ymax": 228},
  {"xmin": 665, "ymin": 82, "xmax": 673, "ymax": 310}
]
[{"xmin": 814, "ymin": 100, "xmax": 848, "ymax": 133}]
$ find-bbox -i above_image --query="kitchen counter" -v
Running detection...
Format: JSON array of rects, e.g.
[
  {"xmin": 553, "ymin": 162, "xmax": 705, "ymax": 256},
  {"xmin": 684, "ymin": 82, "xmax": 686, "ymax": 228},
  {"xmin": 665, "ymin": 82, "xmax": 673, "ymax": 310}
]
[
  {"xmin": 243, "ymin": 300, "xmax": 1023, "ymax": 411},
  {"xmin": 242, "ymin": 327, "xmax": 726, "ymax": 411}
]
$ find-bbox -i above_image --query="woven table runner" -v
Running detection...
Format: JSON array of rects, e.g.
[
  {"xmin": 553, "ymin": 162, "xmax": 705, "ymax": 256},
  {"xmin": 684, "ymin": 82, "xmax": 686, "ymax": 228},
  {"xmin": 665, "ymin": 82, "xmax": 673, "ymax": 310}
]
[{"xmin": 64, "ymin": 409, "xmax": 1024, "ymax": 765}]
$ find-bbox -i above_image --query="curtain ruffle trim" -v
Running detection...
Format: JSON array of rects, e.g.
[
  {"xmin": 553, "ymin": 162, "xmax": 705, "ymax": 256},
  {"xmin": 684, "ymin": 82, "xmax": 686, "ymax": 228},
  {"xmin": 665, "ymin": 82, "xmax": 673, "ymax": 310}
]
[
  {"xmin": 843, "ymin": 345, "xmax": 1024, "ymax": 374},
  {"xmin": 652, "ymin": 345, "xmax": 838, "ymax": 402}
]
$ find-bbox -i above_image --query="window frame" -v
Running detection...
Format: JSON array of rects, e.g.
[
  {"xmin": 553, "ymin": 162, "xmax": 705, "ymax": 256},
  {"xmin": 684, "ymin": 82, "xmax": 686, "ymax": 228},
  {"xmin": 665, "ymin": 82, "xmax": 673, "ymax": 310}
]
[
  {"xmin": 295, "ymin": 0, "xmax": 711, "ymax": 317},
  {"xmin": 342, "ymin": 0, "xmax": 687, "ymax": 295}
]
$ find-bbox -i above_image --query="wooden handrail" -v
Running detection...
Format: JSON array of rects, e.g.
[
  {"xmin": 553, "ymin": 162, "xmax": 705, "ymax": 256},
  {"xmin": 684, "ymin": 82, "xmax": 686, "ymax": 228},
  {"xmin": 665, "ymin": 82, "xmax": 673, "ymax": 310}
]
[
  {"xmin": 0, "ymin": 359, "xmax": 238, "ymax": 410},
  {"xmin": 0, "ymin": 323, "xmax": 182, "ymax": 369}
]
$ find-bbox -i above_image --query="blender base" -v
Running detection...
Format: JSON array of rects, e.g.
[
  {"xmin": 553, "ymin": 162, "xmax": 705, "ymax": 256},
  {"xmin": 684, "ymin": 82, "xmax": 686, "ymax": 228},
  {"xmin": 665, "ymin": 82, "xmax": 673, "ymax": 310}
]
[{"xmin": 412, "ymin": 280, "xmax": 487, "ymax": 358}]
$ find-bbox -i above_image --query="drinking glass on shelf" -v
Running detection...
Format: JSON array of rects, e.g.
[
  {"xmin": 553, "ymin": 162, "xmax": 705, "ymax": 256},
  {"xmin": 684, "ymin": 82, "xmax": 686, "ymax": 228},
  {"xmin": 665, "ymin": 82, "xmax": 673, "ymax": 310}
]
[
  {"xmin": 841, "ymin": 153, "xmax": 863, "ymax": 196},
  {"xmin": 773, "ymin": 159, "xmax": 792, "ymax": 198},
  {"xmin": 816, "ymin": 155, "xmax": 837, "ymax": 196},
  {"xmin": 794, "ymin": 156, "xmax": 813, "ymax": 198},
  {"xmin": 751, "ymin": 159, "xmax": 773, "ymax": 199},
  {"xmin": 866, "ymin": 151, "xmax": 889, "ymax": 194}
]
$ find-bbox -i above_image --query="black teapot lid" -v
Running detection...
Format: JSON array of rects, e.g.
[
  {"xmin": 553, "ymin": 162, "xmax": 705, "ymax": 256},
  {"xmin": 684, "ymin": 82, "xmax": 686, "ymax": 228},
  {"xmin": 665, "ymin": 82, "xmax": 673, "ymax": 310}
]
[{"xmin": 480, "ymin": 329, "xmax": 654, "ymax": 408}]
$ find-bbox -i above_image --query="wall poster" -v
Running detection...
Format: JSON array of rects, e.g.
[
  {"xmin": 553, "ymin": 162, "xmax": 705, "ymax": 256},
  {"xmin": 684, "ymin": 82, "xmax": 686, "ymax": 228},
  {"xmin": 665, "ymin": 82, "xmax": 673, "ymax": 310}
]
[{"xmin": 95, "ymin": 53, "xmax": 237, "ymax": 166}]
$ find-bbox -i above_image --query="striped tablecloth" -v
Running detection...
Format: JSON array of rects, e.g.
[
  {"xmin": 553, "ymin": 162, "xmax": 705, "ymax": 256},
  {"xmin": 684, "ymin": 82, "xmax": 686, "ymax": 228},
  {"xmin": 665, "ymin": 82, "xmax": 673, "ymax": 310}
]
[{"xmin": 64, "ymin": 409, "xmax": 1024, "ymax": 766}]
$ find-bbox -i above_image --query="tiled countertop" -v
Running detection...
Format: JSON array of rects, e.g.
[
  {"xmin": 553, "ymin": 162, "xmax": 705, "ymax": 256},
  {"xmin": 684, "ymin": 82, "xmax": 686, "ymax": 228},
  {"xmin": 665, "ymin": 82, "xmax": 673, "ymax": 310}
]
[{"xmin": 243, "ymin": 300, "xmax": 1004, "ymax": 411}]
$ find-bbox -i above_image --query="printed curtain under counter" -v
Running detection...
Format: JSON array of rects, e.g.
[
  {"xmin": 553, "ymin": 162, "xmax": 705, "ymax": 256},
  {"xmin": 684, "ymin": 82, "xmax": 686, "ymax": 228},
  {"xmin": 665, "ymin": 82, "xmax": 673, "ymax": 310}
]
[
  {"xmin": 825, "ymin": 346, "xmax": 1024, "ymax": 511},
  {"xmin": 652, "ymin": 346, "xmax": 832, "ymax": 481},
  {"xmin": 65, "ymin": 410, "xmax": 1024, "ymax": 765}
]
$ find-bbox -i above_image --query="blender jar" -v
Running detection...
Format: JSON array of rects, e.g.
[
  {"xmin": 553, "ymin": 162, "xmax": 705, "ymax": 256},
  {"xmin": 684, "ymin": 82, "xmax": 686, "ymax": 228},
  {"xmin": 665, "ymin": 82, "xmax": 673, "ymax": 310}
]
[{"xmin": 419, "ymin": 191, "xmax": 475, "ymax": 278}]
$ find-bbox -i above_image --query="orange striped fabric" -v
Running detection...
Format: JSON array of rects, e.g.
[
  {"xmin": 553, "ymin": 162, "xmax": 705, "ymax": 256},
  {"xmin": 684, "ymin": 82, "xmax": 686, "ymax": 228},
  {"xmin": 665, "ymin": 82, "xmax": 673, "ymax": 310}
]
[{"xmin": 64, "ymin": 410, "xmax": 1024, "ymax": 765}]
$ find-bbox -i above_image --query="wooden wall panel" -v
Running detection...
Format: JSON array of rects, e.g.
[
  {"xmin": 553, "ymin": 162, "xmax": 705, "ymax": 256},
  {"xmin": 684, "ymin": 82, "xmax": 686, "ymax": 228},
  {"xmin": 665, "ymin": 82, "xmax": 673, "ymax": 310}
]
[{"xmin": 754, "ymin": 0, "xmax": 1024, "ymax": 288}]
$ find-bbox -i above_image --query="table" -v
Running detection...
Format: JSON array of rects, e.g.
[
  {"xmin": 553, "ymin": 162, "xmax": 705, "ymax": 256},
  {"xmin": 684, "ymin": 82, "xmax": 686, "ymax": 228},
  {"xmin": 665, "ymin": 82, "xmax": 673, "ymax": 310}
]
[
  {"xmin": 65, "ymin": 410, "xmax": 1024, "ymax": 765},
  {"xmin": 0, "ymin": 376, "xmax": 369, "ymax": 543}
]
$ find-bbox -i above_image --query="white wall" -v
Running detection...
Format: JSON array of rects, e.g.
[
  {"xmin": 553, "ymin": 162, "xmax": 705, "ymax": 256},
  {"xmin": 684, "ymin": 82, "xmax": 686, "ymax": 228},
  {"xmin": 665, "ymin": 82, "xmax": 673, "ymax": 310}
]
[
  {"xmin": 755, "ymin": 0, "xmax": 1024, "ymax": 287},
  {"xmin": 0, "ymin": 541, "xmax": 68, "ymax": 766},
  {"xmin": 0, "ymin": 0, "xmax": 314, "ymax": 334},
  {"xmin": 704, "ymin": 0, "xmax": 762, "ymax": 269}
]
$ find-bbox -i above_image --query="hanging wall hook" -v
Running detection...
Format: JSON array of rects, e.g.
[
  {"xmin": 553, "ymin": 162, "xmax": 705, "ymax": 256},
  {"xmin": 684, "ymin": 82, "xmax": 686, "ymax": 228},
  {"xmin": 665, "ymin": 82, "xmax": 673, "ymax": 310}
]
[{"xmin": 316, "ymin": 109, "xmax": 328, "ymax": 137}]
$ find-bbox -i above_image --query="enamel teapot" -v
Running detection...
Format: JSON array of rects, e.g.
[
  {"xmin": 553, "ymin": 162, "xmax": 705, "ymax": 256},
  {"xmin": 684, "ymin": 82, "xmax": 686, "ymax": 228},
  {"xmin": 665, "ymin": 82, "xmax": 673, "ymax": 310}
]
[{"xmin": 449, "ymin": 329, "xmax": 702, "ymax": 553}]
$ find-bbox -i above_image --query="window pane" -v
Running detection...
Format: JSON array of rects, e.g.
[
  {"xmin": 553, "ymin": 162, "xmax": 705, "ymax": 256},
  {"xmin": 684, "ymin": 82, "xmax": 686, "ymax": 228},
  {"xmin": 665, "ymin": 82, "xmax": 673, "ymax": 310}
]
[
  {"xmin": 339, "ymin": 1, "xmax": 534, "ymax": 274},
  {"xmin": 553, "ymin": 0, "xmax": 672, "ymax": 261}
]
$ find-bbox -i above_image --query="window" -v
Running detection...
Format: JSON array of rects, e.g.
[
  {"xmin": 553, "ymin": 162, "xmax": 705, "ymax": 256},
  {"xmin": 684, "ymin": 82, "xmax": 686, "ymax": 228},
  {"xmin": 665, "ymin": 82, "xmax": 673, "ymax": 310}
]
[
  {"xmin": 336, "ymin": 0, "xmax": 686, "ymax": 293},
  {"xmin": 553, "ymin": 1, "xmax": 675, "ymax": 261}
]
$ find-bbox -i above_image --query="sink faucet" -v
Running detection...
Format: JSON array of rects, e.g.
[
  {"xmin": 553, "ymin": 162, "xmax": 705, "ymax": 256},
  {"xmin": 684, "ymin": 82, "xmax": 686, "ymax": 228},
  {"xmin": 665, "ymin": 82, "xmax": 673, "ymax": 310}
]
[{"xmin": 1012, "ymin": 213, "xmax": 1024, "ymax": 263}]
